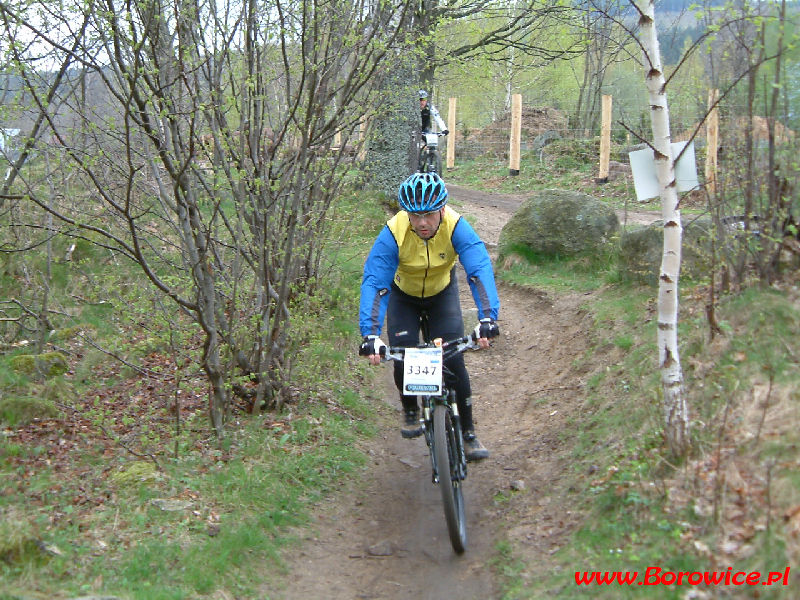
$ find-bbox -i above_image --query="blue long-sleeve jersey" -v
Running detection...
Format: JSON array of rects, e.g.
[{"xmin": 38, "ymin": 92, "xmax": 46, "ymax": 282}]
[{"xmin": 359, "ymin": 208, "xmax": 500, "ymax": 337}]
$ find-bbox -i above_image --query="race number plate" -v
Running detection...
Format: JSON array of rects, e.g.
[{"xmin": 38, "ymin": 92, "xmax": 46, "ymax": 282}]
[{"xmin": 403, "ymin": 347, "xmax": 443, "ymax": 395}]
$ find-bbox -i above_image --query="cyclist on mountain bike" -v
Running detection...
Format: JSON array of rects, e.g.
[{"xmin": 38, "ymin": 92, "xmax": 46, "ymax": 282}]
[
  {"xmin": 358, "ymin": 171, "xmax": 500, "ymax": 461},
  {"xmin": 419, "ymin": 89, "xmax": 448, "ymax": 136}
]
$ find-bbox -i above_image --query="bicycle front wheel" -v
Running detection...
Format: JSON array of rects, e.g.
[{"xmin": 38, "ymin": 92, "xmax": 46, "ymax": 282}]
[
  {"xmin": 432, "ymin": 150, "xmax": 442, "ymax": 174},
  {"xmin": 433, "ymin": 404, "xmax": 467, "ymax": 553},
  {"xmin": 418, "ymin": 149, "xmax": 431, "ymax": 173}
]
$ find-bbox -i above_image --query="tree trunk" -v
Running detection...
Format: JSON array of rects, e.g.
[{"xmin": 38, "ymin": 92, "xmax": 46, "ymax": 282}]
[{"xmin": 635, "ymin": 0, "xmax": 690, "ymax": 457}]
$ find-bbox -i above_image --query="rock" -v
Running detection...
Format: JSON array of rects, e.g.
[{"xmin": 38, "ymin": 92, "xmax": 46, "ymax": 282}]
[
  {"xmin": 109, "ymin": 461, "xmax": 159, "ymax": 487},
  {"xmin": 617, "ymin": 224, "xmax": 663, "ymax": 285},
  {"xmin": 367, "ymin": 540, "xmax": 394, "ymax": 556},
  {"xmin": 36, "ymin": 540, "xmax": 64, "ymax": 556},
  {"xmin": 618, "ymin": 216, "xmax": 714, "ymax": 285},
  {"xmin": 150, "ymin": 498, "xmax": 193, "ymax": 511},
  {"xmin": 497, "ymin": 190, "xmax": 619, "ymax": 263},
  {"xmin": 398, "ymin": 457, "xmax": 420, "ymax": 469},
  {"xmin": 9, "ymin": 351, "xmax": 69, "ymax": 378},
  {"xmin": 607, "ymin": 161, "xmax": 632, "ymax": 181}
]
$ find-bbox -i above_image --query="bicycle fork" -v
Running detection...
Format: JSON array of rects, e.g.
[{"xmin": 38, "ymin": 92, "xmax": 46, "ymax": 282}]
[{"xmin": 423, "ymin": 393, "xmax": 467, "ymax": 484}]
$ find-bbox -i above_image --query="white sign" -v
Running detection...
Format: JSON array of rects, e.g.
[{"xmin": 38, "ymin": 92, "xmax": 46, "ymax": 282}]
[
  {"xmin": 0, "ymin": 128, "xmax": 20, "ymax": 154},
  {"xmin": 402, "ymin": 347, "xmax": 443, "ymax": 396},
  {"xmin": 629, "ymin": 140, "xmax": 699, "ymax": 201}
]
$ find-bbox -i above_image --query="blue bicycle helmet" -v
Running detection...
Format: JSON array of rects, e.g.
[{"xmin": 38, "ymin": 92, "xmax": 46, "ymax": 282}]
[{"xmin": 397, "ymin": 172, "xmax": 448, "ymax": 213}]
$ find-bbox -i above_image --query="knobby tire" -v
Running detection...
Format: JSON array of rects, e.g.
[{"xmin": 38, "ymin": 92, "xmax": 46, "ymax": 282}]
[
  {"xmin": 418, "ymin": 150, "xmax": 429, "ymax": 173},
  {"xmin": 433, "ymin": 404, "xmax": 467, "ymax": 553},
  {"xmin": 418, "ymin": 149, "xmax": 441, "ymax": 174}
]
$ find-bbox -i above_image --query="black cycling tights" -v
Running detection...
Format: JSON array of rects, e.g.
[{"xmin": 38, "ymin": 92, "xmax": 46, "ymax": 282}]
[{"xmin": 387, "ymin": 276, "xmax": 474, "ymax": 431}]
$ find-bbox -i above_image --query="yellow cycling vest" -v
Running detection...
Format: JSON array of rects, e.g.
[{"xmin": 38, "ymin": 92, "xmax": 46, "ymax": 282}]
[{"xmin": 387, "ymin": 207, "xmax": 461, "ymax": 298}]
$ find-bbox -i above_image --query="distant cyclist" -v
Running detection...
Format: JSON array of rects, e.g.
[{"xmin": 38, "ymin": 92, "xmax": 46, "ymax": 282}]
[
  {"xmin": 419, "ymin": 89, "xmax": 448, "ymax": 136},
  {"xmin": 358, "ymin": 171, "xmax": 500, "ymax": 461}
]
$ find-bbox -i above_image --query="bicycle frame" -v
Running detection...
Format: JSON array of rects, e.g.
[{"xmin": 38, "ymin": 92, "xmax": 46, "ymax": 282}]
[{"xmin": 415, "ymin": 310, "xmax": 467, "ymax": 482}]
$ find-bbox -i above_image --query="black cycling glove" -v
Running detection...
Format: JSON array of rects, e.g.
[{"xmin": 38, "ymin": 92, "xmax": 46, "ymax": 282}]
[
  {"xmin": 359, "ymin": 335, "xmax": 386, "ymax": 357},
  {"xmin": 472, "ymin": 318, "xmax": 500, "ymax": 341},
  {"xmin": 442, "ymin": 129, "xmax": 449, "ymax": 135}
]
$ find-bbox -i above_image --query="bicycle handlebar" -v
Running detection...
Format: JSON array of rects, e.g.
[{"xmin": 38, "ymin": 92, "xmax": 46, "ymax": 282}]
[{"xmin": 382, "ymin": 334, "xmax": 479, "ymax": 363}]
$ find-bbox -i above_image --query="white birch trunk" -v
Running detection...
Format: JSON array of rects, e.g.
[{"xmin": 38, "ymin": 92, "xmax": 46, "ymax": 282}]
[{"xmin": 635, "ymin": 0, "xmax": 690, "ymax": 455}]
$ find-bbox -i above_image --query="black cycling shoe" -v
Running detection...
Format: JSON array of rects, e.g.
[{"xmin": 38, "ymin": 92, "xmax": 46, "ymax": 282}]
[
  {"xmin": 401, "ymin": 409, "xmax": 423, "ymax": 439},
  {"xmin": 463, "ymin": 430, "xmax": 489, "ymax": 461}
]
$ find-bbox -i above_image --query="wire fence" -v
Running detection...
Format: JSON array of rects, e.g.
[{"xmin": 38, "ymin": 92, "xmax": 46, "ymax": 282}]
[{"xmin": 436, "ymin": 95, "xmax": 797, "ymax": 165}]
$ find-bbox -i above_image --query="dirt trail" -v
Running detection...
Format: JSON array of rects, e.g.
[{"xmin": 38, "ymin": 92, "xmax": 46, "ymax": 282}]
[{"xmin": 274, "ymin": 186, "xmax": 658, "ymax": 599}]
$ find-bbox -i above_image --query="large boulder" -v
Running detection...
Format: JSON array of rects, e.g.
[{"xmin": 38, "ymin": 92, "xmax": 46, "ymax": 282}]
[
  {"xmin": 9, "ymin": 351, "xmax": 69, "ymax": 378},
  {"xmin": 497, "ymin": 189, "xmax": 619, "ymax": 261},
  {"xmin": 618, "ymin": 216, "xmax": 713, "ymax": 285}
]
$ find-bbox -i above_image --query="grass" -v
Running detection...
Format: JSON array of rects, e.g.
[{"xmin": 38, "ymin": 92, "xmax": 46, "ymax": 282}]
[
  {"xmin": 446, "ymin": 154, "xmax": 800, "ymax": 599},
  {"xmin": 480, "ymin": 268, "xmax": 798, "ymax": 598},
  {"xmin": 1, "ymin": 383, "xmax": 377, "ymax": 598},
  {"xmin": 445, "ymin": 139, "xmax": 661, "ymax": 212},
  {"xmin": 2, "ymin": 146, "xmax": 797, "ymax": 598},
  {"xmin": 496, "ymin": 248, "xmax": 617, "ymax": 293},
  {"xmin": 72, "ymin": 415, "xmax": 369, "ymax": 599},
  {"xmin": 0, "ymin": 187, "xmax": 390, "ymax": 599}
]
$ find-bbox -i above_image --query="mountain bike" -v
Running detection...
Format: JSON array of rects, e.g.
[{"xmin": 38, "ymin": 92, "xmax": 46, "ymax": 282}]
[
  {"xmin": 418, "ymin": 131, "xmax": 446, "ymax": 174},
  {"xmin": 383, "ymin": 314, "xmax": 478, "ymax": 554}
]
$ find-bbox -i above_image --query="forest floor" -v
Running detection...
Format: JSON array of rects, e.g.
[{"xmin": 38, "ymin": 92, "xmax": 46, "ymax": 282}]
[{"xmin": 273, "ymin": 185, "xmax": 662, "ymax": 599}]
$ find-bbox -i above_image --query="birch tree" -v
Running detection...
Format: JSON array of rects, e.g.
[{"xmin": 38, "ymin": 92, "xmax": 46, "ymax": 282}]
[{"xmin": 633, "ymin": 0, "xmax": 690, "ymax": 456}]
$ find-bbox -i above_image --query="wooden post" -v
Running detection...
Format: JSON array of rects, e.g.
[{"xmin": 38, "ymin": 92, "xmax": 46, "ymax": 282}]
[
  {"xmin": 508, "ymin": 93, "xmax": 522, "ymax": 176},
  {"xmin": 705, "ymin": 89, "xmax": 719, "ymax": 197},
  {"xmin": 596, "ymin": 94, "xmax": 612, "ymax": 183},
  {"xmin": 447, "ymin": 97, "xmax": 457, "ymax": 170}
]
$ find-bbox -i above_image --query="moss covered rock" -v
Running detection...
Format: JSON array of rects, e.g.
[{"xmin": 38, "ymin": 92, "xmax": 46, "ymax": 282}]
[
  {"xmin": 618, "ymin": 216, "xmax": 714, "ymax": 285},
  {"xmin": 9, "ymin": 352, "xmax": 69, "ymax": 378},
  {"xmin": 110, "ymin": 460, "xmax": 159, "ymax": 487},
  {"xmin": 498, "ymin": 189, "xmax": 619, "ymax": 262}
]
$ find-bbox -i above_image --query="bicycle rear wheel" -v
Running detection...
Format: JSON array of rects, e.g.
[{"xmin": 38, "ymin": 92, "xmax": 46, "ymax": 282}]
[{"xmin": 433, "ymin": 403, "xmax": 467, "ymax": 553}]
